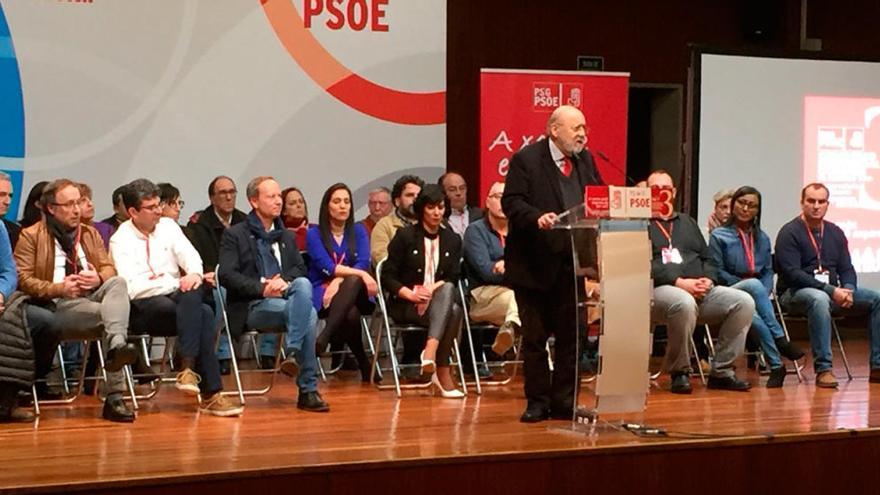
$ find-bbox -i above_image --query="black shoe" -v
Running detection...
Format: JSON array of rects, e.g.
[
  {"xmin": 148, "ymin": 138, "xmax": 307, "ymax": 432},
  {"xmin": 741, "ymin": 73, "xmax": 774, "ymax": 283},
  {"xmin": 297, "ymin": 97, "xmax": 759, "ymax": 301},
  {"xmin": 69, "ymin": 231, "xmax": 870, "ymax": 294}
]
[
  {"xmin": 280, "ymin": 355, "xmax": 300, "ymax": 378},
  {"xmin": 259, "ymin": 355, "xmax": 277, "ymax": 370},
  {"xmin": 766, "ymin": 366, "xmax": 786, "ymax": 388},
  {"xmin": 707, "ymin": 375, "xmax": 752, "ymax": 391},
  {"xmin": 360, "ymin": 362, "xmax": 382, "ymax": 383},
  {"xmin": 0, "ymin": 406, "xmax": 35, "ymax": 423},
  {"xmin": 775, "ymin": 338, "xmax": 805, "ymax": 361},
  {"xmin": 342, "ymin": 355, "xmax": 360, "ymax": 371},
  {"xmin": 34, "ymin": 384, "xmax": 64, "ymax": 401},
  {"xmin": 102, "ymin": 394, "xmax": 135, "ymax": 423},
  {"xmin": 218, "ymin": 359, "xmax": 231, "ymax": 376},
  {"xmin": 297, "ymin": 391, "xmax": 330, "ymax": 412},
  {"xmin": 670, "ymin": 372, "xmax": 693, "ymax": 394},
  {"xmin": 105, "ymin": 343, "xmax": 139, "ymax": 373},
  {"xmin": 520, "ymin": 403, "xmax": 550, "ymax": 423},
  {"xmin": 131, "ymin": 357, "xmax": 160, "ymax": 385}
]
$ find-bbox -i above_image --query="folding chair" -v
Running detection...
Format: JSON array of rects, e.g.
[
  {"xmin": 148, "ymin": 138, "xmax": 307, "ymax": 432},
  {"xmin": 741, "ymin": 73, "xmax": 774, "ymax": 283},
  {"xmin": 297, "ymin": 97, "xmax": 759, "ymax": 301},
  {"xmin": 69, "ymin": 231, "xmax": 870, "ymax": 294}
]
[
  {"xmin": 316, "ymin": 316, "xmax": 381, "ymax": 382},
  {"xmin": 774, "ymin": 291, "xmax": 849, "ymax": 380},
  {"xmin": 214, "ymin": 265, "xmax": 287, "ymax": 405},
  {"xmin": 370, "ymin": 258, "xmax": 467, "ymax": 398},
  {"xmin": 32, "ymin": 325, "xmax": 136, "ymax": 416},
  {"xmin": 456, "ymin": 279, "xmax": 522, "ymax": 394}
]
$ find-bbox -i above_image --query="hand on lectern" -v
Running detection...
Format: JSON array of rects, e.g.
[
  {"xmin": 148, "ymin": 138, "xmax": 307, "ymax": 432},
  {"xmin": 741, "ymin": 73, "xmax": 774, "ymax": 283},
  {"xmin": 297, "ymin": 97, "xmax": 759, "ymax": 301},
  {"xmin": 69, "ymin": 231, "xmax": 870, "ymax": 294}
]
[{"xmin": 537, "ymin": 212, "xmax": 558, "ymax": 230}]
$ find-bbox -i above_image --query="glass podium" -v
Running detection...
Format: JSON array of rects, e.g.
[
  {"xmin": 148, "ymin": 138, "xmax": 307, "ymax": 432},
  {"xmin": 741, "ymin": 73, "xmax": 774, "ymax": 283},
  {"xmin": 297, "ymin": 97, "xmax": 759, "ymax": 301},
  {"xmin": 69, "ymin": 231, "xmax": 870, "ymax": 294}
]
[{"xmin": 552, "ymin": 203, "xmax": 653, "ymax": 429}]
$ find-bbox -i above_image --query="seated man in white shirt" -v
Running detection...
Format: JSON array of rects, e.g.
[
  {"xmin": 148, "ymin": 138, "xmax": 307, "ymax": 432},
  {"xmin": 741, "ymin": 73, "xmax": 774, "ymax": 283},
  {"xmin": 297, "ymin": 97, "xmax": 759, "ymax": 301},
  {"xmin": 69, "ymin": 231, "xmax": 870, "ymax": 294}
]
[{"xmin": 110, "ymin": 179, "xmax": 242, "ymax": 417}]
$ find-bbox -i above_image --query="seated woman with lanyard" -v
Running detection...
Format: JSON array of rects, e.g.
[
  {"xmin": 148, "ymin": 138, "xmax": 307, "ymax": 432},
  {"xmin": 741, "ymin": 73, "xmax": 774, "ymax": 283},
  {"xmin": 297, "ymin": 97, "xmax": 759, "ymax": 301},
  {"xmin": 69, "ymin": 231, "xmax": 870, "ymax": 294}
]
[
  {"xmin": 382, "ymin": 184, "xmax": 465, "ymax": 398},
  {"xmin": 307, "ymin": 183, "xmax": 377, "ymax": 382},
  {"xmin": 708, "ymin": 185, "xmax": 805, "ymax": 387}
]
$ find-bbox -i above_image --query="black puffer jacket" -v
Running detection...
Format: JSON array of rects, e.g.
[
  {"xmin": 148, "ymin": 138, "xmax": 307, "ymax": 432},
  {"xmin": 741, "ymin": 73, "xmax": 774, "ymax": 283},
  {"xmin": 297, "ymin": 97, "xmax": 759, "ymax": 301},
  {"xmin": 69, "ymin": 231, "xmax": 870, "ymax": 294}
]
[{"xmin": 0, "ymin": 292, "xmax": 34, "ymax": 389}]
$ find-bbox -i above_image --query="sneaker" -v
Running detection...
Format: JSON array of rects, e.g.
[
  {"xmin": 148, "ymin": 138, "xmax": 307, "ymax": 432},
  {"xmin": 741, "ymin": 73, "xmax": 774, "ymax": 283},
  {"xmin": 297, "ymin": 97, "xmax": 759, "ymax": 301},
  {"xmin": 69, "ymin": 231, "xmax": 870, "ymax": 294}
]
[
  {"xmin": 175, "ymin": 368, "xmax": 201, "ymax": 396},
  {"xmin": 280, "ymin": 355, "xmax": 300, "ymax": 378},
  {"xmin": 199, "ymin": 393, "xmax": 244, "ymax": 417},
  {"xmin": 815, "ymin": 370, "xmax": 839, "ymax": 388},
  {"xmin": 491, "ymin": 326, "xmax": 516, "ymax": 356}
]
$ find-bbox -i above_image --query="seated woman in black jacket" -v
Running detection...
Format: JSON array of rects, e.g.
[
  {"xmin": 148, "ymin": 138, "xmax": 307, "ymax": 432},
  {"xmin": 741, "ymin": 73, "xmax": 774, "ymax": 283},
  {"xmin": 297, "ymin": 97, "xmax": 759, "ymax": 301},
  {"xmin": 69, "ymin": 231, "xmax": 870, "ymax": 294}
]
[{"xmin": 383, "ymin": 185, "xmax": 465, "ymax": 398}]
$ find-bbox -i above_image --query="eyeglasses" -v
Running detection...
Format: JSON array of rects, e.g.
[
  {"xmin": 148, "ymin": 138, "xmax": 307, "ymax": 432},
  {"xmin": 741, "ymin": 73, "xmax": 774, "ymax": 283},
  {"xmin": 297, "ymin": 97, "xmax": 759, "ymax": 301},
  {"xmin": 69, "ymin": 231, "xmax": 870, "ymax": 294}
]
[
  {"xmin": 368, "ymin": 200, "xmax": 390, "ymax": 207},
  {"xmin": 138, "ymin": 203, "xmax": 163, "ymax": 213},
  {"xmin": 160, "ymin": 199, "xmax": 185, "ymax": 209},
  {"xmin": 487, "ymin": 193, "xmax": 503, "ymax": 200},
  {"xmin": 51, "ymin": 200, "xmax": 82, "ymax": 209},
  {"xmin": 213, "ymin": 188, "xmax": 237, "ymax": 197},
  {"xmin": 734, "ymin": 198, "xmax": 760, "ymax": 211}
]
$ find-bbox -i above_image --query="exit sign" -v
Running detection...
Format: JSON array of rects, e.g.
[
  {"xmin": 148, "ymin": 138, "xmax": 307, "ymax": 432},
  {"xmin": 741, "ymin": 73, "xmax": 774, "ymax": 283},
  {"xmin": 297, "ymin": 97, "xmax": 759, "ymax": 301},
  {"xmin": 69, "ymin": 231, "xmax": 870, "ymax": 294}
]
[{"xmin": 577, "ymin": 55, "xmax": 604, "ymax": 71}]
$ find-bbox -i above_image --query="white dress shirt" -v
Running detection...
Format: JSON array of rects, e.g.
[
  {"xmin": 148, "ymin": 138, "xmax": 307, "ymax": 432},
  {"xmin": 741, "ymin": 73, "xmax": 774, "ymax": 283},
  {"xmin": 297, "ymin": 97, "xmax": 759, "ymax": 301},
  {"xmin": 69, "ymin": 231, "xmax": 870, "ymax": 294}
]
[{"xmin": 110, "ymin": 217, "xmax": 204, "ymax": 300}]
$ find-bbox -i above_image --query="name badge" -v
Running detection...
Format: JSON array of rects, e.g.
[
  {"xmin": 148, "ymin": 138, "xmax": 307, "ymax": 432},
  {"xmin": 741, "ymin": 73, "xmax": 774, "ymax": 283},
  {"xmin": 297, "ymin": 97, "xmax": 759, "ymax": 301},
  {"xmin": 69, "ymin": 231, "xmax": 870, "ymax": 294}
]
[
  {"xmin": 661, "ymin": 247, "xmax": 683, "ymax": 265},
  {"xmin": 814, "ymin": 269, "xmax": 830, "ymax": 284}
]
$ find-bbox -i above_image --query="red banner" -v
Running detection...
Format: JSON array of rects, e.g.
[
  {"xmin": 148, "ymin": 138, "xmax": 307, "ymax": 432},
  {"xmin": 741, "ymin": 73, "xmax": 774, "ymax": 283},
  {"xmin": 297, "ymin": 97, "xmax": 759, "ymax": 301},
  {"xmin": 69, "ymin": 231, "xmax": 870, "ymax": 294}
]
[{"xmin": 479, "ymin": 69, "xmax": 630, "ymax": 204}]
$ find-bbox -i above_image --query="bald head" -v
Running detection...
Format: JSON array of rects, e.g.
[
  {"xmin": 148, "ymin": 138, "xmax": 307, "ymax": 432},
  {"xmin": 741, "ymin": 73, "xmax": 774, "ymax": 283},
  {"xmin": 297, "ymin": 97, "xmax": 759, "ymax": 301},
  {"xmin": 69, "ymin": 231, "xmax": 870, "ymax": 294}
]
[{"xmin": 547, "ymin": 105, "xmax": 587, "ymax": 156}]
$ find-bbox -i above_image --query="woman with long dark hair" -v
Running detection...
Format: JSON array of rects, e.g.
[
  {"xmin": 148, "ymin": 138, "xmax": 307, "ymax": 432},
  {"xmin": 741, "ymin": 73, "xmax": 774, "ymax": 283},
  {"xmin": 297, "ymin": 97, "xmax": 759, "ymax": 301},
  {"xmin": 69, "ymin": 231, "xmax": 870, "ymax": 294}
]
[
  {"xmin": 382, "ymin": 184, "xmax": 465, "ymax": 398},
  {"xmin": 306, "ymin": 183, "xmax": 377, "ymax": 381},
  {"xmin": 709, "ymin": 185, "xmax": 804, "ymax": 387}
]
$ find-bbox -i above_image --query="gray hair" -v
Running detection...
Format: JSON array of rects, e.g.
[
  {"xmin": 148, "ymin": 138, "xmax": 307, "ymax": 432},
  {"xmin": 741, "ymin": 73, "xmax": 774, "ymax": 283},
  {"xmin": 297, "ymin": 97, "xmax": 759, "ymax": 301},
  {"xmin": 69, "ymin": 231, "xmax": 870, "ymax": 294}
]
[
  {"xmin": 246, "ymin": 176, "xmax": 275, "ymax": 200},
  {"xmin": 0, "ymin": 171, "xmax": 10, "ymax": 183}
]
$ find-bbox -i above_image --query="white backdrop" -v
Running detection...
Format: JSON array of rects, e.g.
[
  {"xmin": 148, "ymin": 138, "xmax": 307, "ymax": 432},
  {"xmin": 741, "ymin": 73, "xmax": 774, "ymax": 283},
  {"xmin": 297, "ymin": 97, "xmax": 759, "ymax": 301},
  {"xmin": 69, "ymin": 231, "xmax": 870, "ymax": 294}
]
[{"xmin": 0, "ymin": 0, "xmax": 446, "ymax": 221}]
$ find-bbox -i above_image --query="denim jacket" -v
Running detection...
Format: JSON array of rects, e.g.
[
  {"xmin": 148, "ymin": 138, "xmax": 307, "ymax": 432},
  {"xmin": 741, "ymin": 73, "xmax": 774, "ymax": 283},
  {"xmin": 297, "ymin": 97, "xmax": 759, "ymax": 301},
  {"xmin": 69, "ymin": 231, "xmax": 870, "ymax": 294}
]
[{"xmin": 708, "ymin": 224, "xmax": 774, "ymax": 293}]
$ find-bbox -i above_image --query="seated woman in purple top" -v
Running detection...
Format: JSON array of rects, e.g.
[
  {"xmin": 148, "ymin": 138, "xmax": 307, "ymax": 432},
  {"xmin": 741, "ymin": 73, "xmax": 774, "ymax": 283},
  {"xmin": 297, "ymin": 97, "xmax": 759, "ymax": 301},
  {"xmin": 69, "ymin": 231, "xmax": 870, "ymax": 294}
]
[{"xmin": 306, "ymin": 183, "xmax": 377, "ymax": 382}]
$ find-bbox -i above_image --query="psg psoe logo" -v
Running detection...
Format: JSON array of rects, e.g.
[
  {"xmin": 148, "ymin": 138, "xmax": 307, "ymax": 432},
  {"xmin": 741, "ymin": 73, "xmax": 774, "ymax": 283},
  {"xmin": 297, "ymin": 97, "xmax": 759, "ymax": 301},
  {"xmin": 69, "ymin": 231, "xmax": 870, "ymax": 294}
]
[{"xmin": 532, "ymin": 82, "xmax": 584, "ymax": 111}]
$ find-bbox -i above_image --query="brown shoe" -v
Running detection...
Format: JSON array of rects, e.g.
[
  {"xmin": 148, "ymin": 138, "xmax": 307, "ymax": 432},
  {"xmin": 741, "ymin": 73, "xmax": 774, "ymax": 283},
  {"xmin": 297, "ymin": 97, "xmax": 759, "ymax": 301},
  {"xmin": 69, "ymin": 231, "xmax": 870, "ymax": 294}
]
[
  {"xmin": 816, "ymin": 370, "xmax": 839, "ymax": 388},
  {"xmin": 199, "ymin": 393, "xmax": 244, "ymax": 417},
  {"xmin": 491, "ymin": 327, "xmax": 515, "ymax": 356},
  {"xmin": 175, "ymin": 368, "xmax": 202, "ymax": 396},
  {"xmin": 870, "ymin": 369, "xmax": 880, "ymax": 383}
]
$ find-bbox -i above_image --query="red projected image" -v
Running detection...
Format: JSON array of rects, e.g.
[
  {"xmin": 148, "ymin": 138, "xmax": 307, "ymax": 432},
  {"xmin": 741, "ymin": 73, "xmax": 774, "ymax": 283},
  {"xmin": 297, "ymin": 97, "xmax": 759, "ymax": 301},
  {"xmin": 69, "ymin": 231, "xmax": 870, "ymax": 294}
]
[{"xmin": 804, "ymin": 96, "xmax": 880, "ymax": 273}]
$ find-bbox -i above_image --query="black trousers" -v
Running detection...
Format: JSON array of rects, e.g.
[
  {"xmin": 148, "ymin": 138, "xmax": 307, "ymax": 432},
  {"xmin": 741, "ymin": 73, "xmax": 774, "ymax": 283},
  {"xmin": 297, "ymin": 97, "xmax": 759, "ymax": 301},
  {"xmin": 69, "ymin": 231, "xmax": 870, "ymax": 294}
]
[
  {"xmin": 129, "ymin": 287, "xmax": 222, "ymax": 395},
  {"xmin": 514, "ymin": 276, "xmax": 581, "ymax": 412},
  {"xmin": 318, "ymin": 276, "xmax": 375, "ymax": 367}
]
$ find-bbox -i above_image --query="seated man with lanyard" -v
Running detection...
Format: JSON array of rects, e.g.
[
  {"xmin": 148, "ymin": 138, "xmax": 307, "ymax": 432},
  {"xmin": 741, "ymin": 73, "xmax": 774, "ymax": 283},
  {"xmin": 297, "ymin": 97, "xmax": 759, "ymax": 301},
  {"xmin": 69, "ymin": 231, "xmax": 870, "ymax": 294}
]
[
  {"xmin": 219, "ymin": 176, "xmax": 328, "ymax": 412},
  {"xmin": 111, "ymin": 178, "xmax": 241, "ymax": 417},
  {"xmin": 15, "ymin": 179, "xmax": 139, "ymax": 422},
  {"xmin": 775, "ymin": 182, "xmax": 880, "ymax": 388},
  {"xmin": 647, "ymin": 170, "xmax": 754, "ymax": 394}
]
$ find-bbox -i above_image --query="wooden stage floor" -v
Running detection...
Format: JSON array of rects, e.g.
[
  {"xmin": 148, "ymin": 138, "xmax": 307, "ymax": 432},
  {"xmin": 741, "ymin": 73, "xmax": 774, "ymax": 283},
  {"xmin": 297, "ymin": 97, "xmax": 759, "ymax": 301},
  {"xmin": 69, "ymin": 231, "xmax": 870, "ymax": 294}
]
[{"xmin": 4, "ymin": 339, "xmax": 880, "ymax": 494}]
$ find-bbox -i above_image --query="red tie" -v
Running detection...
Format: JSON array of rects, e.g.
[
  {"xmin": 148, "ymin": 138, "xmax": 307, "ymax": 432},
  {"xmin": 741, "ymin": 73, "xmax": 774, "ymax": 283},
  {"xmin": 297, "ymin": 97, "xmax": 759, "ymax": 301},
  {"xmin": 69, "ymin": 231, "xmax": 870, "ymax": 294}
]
[{"xmin": 561, "ymin": 156, "xmax": 572, "ymax": 178}]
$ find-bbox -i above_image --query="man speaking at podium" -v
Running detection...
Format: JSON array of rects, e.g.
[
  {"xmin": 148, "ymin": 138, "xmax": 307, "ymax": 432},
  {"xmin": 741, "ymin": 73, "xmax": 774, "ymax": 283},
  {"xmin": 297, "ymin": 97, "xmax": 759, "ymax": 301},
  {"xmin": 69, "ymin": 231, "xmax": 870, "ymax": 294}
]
[{"xmin": 502, "ymin": 105, "xmax": 604, "ymax": 423}]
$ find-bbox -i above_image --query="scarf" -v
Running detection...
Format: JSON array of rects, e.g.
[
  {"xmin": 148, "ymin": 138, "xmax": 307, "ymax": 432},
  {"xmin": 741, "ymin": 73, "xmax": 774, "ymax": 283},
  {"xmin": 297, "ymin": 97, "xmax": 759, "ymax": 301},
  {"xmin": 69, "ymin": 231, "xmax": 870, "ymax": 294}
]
[
  {"xmin": 247, "ymin": 211, "xmax": 285, "ymax": 279},
  {"xmin": 46, "ymin": 215, "xmax": 82, "ymax": 275},
  {"xmin": 284, "ymin": 215, "xmax": 309, "ymax": 251}
]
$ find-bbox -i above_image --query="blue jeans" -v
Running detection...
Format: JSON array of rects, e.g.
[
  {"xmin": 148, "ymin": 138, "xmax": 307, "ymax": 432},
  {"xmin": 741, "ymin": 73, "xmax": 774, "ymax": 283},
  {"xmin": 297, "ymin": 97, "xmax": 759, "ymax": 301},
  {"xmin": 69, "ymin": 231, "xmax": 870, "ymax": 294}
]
[
  {"xmin": 782, "ymin": 286, "xmax": 880, "ymax": 372},
  {"xmin": 245, "ymin": 278, "xmax": 318, "ymax": 392},
  {"xmin": 731, "ymin": 279, "xmax": 784, "ymax": 369}
]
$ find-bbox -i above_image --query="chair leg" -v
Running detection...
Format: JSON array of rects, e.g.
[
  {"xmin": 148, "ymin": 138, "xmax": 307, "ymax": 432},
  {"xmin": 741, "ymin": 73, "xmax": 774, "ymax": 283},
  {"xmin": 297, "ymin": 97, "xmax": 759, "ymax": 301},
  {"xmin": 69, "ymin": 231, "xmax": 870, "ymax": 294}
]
[
  {"xmin": 773, "ymin": 295, "xmax": 804, "ymax": 383},
  {"xmin": 123, "ymin": 365, "xmax": 139, "ymax": 410},
  {"xmin": 832, "ymin": 320, "xmax": 853, "ymax": 380},
  {"xmin": 451, "ymin": 338, "xmax": 467, "ymax": 396},
  {"xmin": 57, "ymin": 345, "xmax": 70, "ymax": 395},
  {"xmin": 31, "ymin": 384, "xmax": 40, "ymax": 416},
  {"xmin": 690, "ymin": 332, "xmax": 706, "ymax": 385},
  {"xmin": 362, "ymin": 317, "xmax": 382, "ymax": 382},
  {"xmin": 225, "ymin": 327, "xmax": 246, "ymax": 406}
]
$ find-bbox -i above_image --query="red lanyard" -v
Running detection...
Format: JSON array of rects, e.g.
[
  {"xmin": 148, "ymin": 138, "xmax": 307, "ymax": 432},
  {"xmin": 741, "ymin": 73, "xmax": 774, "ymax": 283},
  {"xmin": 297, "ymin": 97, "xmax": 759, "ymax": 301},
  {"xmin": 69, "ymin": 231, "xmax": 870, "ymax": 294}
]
[
  {"xmin": 737, "ymin": 228, "xmax": 756, "ymax": 274},
  {"xmin": 494, "ymin": 229, "xmax": 506, "ymax": 249},
  {"xmin": 801, "ymin": 216, "xmax": 824, "ymax": 271},
  {"xmin": 65, "ymin": 228, "xmax": 82, "ymax": 275},
  {"xmin": 653, "ymin": 220, "xmax": 674, "ymax": 247},
  {"xmin": 331, "ymin": 251, "xmax": 346, "ymax": 267},
  {"xmin": 134, "ymin": 225, "xmax": 161, "ymax": 280}
]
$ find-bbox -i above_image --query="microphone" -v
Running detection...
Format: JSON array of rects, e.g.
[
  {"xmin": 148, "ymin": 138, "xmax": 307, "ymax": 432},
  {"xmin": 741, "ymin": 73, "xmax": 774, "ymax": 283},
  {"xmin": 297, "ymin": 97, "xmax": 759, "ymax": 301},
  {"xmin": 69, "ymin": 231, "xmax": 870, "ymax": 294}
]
[{"xmin": 593, "ymin": 149, "xmax": 638, "ymax": 186}]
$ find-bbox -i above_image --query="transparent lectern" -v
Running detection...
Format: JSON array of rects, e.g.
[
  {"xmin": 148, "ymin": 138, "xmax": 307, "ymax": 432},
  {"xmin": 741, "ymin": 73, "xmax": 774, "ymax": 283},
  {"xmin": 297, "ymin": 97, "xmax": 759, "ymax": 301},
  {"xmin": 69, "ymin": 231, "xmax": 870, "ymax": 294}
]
[{"xmin": 552, "ymin": 203, "xmax": 653, "ymax": 426}]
